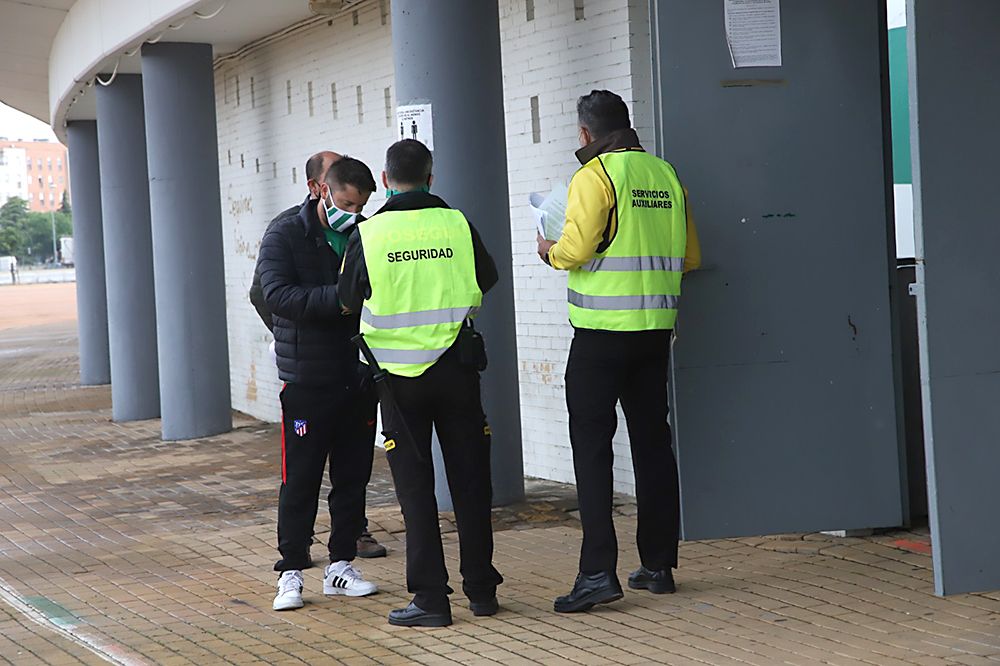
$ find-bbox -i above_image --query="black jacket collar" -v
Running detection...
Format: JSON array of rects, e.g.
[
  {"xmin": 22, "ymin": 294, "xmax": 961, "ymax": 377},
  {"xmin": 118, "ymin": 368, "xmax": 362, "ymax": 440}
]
[
  {"xmin": 575, "ymin": 127, "xmax": 644, "ymax": 165},
  {"xmin": 296, "ymin": 196, "xmax": 322, "ymax": 237},
  {"xmin": 372, "ymin": 191, "xmax": 451, "ymax": 215}
]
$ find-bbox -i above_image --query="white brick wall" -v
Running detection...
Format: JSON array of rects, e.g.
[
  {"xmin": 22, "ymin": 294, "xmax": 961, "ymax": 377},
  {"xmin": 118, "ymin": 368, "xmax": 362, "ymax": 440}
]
[
  {"xmin": 215, "ymin": 0, "xmax": 654, "ymax": 495},
  {"xmin": 215, "ymin": 3, "xmax": 396, "ymax": 424},
  {"xmin": 500, "ymin": 0, "xmax": 653, "ymax": 495}
]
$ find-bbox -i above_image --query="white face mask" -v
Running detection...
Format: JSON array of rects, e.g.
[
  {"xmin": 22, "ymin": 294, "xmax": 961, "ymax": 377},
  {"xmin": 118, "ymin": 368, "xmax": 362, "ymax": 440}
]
[{"xmin": 324, "ymin": 192, "xmax": 359, "ymax": 232}]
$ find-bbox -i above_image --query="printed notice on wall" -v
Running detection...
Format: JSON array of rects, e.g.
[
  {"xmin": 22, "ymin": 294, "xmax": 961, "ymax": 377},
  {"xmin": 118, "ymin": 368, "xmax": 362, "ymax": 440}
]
[
  {"xmin": 724, "ymin": 0, "xmax": 782, "ymax": 68},
  {"xmin": 396, "ymin": 104, "xmax": 434, "ymax": 150}
]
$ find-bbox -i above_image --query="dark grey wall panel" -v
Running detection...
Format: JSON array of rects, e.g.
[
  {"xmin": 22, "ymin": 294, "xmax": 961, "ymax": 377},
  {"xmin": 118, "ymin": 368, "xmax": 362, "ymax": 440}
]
[
  {"xmin": 908, "ymin": 0, "xmax": 1000, "ymax": 595},
  {"xmin": 652, "ymin": 0, "xmax": 904, "ymax": 539}
]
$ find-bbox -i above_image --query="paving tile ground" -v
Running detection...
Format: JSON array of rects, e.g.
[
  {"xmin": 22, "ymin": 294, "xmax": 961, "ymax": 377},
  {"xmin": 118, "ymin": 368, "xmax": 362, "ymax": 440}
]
[{"xmin": 1, "ymin": 283, "xmax": 1000, "ymax": 665}]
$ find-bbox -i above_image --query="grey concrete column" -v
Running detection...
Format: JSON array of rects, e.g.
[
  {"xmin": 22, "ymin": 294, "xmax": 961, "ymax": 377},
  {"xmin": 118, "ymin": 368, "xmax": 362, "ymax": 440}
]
[
  {"xmin": 392, "ymin": 1, "xmax": 524, "ymax": 508},
  {"xmin": 94, "ymin": 75, "xmax": 160, "ymax": 421},
  {"xmin": 908, "ymin": 0, "xmax": 1000, "ymax": 596},
  {"xmin": 140, "ymin": 42, "xmax": 231, "ymax": 441},
  {"xmin": 65, "ymin": 121, "xmax": 110, "ymax": 386}
]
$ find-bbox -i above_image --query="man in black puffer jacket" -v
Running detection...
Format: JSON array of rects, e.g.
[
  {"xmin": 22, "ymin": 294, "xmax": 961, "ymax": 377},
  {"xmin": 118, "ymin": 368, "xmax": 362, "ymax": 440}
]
[
  {"xmin": 258, "ymin": 156, "xmax": 381, "ymax": 611},
  {"xmin": 250, "ymin": 152, "xmax": 388, "ymax": 561}
]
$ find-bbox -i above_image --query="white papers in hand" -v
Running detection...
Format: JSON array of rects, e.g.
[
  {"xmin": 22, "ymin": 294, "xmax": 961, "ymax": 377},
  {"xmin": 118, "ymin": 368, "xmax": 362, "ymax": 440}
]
[
  {"xmin": 529, "ymin": 183, "xmax": 568, "ymax": 241},
  {"xmin": 529, "ymin": 192, "xmax": 547, "ymax": 237}
]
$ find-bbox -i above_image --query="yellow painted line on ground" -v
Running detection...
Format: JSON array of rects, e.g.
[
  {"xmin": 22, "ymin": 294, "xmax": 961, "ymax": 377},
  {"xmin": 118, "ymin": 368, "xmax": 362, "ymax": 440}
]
[{"xmin": 0, "ymin": 576, "xmax": 149, "ymax": 666}]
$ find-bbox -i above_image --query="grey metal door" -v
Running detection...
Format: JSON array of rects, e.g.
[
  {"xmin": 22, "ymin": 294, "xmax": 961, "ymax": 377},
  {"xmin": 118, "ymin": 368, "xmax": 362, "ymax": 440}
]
[
  {"xmin": 908, "ymin": 0, "xmax": 1000, "ymax": 596},
  {"xmin": 651, "ymin": 0, "xmax": 905, "ymax": 539}
]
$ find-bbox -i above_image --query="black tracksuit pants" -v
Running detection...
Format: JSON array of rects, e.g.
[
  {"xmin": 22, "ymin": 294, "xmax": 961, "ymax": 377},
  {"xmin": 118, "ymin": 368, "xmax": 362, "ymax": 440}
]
[
  {"xmin": 381, "ymin": 347, "xmax": 503, "ymax": 613},
  {"xmin": 565, "ymin": 328, "xmax": 680, "ymax": 575},
  {"xmin": 274, "ymin": 382, "xmax": 377, "ymax": 571}
]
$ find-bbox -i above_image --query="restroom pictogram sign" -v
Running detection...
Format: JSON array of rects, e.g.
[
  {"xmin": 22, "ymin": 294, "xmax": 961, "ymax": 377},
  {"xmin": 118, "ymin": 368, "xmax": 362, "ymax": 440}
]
[{"xmin": 396, "ymin": 103, "xmax": 434, "ymax": 150}]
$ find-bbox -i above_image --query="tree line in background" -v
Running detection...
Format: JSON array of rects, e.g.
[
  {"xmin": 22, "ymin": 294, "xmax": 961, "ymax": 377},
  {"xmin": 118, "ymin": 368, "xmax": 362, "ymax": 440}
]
[{"xmin": 0, "ymin": 195, "xmax": 73, "ymax": 265}]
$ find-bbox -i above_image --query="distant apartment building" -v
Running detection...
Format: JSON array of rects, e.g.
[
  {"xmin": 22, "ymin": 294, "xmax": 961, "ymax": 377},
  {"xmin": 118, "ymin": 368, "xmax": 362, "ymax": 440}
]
[
  {"xmin": 0, "ymin": 138, "xmax": 69, "ymax": 212},
  {"xmin": 0, "ymin": 145, "xmax": 29, "ymax": 206}
]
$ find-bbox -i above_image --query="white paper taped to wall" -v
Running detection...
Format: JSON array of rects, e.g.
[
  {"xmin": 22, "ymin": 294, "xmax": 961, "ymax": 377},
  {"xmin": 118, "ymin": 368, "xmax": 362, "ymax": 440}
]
[{"xmin": 724, "ymin": 0, "xmax": 782, "ymax": 68}]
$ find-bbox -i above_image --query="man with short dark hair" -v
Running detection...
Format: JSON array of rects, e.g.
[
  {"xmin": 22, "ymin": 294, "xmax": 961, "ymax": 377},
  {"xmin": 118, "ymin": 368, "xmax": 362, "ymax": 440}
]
[
  {"xmin": 257, "ymin": 155, "xmax": 382, "ymax": 611},
  {"xmin": 537, "ymin": 90, "xmax": 701, "ymax": 613},
  {"xmin": 383, "ymin": 138, "xmax": 433, "ymax": 186},
  {"xmin": 340, "ymin": 139, "xmax": 502, "ymax": 627},
  {"xmin": 249, "ymin": 152, "xmax": 388, "ymax": 563}
]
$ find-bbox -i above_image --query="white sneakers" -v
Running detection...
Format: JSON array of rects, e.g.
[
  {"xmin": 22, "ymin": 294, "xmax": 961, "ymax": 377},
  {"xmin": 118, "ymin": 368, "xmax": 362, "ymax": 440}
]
[
  {"xmin": 272, "ymin": 570, "xmax": 304, "ymax": 611},
  {"xmin": 324, "ymin": 560, "xmax": 378, "ymax": 597},
  {"xmin": 273, "ymin": 563, "xmax": 377, "ymax": 610}
]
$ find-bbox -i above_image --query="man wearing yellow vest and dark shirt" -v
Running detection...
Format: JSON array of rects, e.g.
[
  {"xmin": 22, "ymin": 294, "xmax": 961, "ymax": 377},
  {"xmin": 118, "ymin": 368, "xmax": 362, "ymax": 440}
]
[
  {"xmin": 537, "ymin": 90, "xmax": 701, "ymax": 613},
  {"xmin": 340, "ymin": 139, "xmax": 503, "ymax": 627}
]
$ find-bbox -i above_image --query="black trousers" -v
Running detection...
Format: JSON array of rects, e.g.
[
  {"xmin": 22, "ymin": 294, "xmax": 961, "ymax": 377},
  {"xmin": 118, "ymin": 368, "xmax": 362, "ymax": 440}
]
[
  {"xmin": 565, "ymin": 328, "xmax": 680, "ymax": 575},
  {"xmin": 274, "ymin": 382, "xmax": 377, "ymax": 571},
  {"xmin": 381, "ymin": 348, "xmax": 503, "ymax": 613}
]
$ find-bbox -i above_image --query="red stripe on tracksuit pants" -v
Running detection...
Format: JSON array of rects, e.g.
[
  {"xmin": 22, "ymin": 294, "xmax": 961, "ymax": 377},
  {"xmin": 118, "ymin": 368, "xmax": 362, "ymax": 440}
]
[{"xmin": 273, "ymin": 382, "xmax": 377, "ymax": 572}]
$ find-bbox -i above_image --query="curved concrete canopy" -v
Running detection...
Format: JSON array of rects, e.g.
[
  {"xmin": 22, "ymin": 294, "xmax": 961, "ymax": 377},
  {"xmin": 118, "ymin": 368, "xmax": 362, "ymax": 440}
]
[
  {"xmin": 0, "ymin": 0, "xmax": 75, "ymax": 123},
  {"xmin": 0, "ymin": 0, "xmax": 332, "ymax": 141}
]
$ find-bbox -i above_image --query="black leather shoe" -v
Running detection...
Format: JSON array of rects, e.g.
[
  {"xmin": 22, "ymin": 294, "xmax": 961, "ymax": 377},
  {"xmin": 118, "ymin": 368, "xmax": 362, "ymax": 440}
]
[
  {"xmin": 470, "ymin": 597, "xmax": 499, "ymax": 617},
  {"xmin": 356, "ymin": 532, "xmax": 387, "ymax": 558},
  {"xmin": 553, "ymin": 572, "xmax": 623, "ymax": 613},
  {"xmin": 388, "ymin": 602, "xmax": 452, "ymax": 627},
  {"xmin": 628, "ymin": 566, "xmax": 676, "ymax": 594}
]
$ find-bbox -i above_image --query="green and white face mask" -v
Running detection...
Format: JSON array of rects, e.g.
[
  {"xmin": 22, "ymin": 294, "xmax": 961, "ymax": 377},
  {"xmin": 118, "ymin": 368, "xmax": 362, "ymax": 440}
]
[{"xmin": 324, "ymin": 192, "xmax": 359, "ymax": 232}]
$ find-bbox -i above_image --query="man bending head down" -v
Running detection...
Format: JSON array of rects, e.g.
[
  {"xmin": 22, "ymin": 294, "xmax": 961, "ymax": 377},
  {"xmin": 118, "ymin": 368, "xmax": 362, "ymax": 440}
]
[{"xmin": 317, "ymin": 156, "xmax": 377, "ymax": 234}]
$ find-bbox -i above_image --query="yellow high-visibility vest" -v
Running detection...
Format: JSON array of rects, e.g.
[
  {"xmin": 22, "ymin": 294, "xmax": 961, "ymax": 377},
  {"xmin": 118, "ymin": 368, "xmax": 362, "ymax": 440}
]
[
  {"xmin": 359, "ymin": 207, "xmax": 481, "ymax": 377},
  {"xmin": 567, "ymin": 150, "xmax": 687, "ymax": 331}
]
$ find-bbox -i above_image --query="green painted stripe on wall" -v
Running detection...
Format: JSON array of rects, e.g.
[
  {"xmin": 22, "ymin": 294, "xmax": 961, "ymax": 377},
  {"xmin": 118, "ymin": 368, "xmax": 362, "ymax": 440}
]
[{"xmin": 889, "ymin": 27, "xmax": 912, "ymax": 185}]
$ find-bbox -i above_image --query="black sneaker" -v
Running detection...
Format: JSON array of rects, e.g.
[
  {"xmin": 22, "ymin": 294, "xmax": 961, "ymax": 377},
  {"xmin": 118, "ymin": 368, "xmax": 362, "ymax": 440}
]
[
  {"xmin": 553, "ymin": 572, "xmax": 623, "ymax": 613},
  {"xmin": 388, "ymin": 602, "xmax": 452, "ymax": 627},
  {"xmin": 628, "ymin": 566, "xmax": 676, "ymax": 594}
]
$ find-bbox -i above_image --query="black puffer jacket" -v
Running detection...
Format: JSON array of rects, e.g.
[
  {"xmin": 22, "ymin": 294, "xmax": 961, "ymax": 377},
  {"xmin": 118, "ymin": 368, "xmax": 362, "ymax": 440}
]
[
  {"xmin": 257, "ymin": 197, "xmax": 363, "ymax": 389},
  {"xmin": 249, "ymin": 208, "xmax": 291, "ymax": 333}
]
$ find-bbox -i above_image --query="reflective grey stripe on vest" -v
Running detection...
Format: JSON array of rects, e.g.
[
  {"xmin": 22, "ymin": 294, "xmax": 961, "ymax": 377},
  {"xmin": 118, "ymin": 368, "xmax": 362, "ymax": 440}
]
[
  {"xmin": 580, "ymin": 255, "xmax": 685, "ymax": 273},
  {"xmin": 370, "ymin": 347, "xmax": 450, "ymax": 365},
  {"xmin": 362, "ymin": 306, "xmax": 473, "ymax": 329},
  {"xmin": 567, "ymin": 289, "xmax": 679, "ymax": 311}
]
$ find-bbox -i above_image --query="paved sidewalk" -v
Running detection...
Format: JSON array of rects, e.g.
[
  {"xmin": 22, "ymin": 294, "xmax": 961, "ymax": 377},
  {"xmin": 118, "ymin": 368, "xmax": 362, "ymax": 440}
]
[
  {"xmin": 0, "ymin": 283, "xmax": 78, "ymax": 331},
  {"xmin": 2, "ymin": 289, "xmax": 1000, "ymax": 664}
]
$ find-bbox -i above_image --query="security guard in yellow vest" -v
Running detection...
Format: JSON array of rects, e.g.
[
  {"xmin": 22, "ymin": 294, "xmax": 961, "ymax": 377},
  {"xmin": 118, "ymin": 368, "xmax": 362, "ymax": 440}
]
[
  {"xmin": 537, "ymin": 90, "xmax": 701, "ymax": 613},
  {"xmin": 340, "ymin": 139, "xmax": 503, "ymax": 627}
]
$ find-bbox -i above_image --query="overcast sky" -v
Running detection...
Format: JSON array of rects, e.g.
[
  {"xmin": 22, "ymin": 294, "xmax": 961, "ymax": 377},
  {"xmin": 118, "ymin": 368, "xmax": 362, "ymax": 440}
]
[{"xmin": 0, "ymin": 102, "xmax": 58, "ymax": 144}]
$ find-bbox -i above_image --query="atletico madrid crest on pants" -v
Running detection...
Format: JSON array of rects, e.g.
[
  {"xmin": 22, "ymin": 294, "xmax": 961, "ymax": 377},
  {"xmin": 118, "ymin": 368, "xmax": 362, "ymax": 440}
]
[{"xmin": 293, "ymin": 419, "xmax": 308, "ymax": 437}]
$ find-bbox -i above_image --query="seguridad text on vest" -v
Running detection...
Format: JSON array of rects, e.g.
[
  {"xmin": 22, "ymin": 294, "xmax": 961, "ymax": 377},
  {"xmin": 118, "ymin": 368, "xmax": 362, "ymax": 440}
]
[{"xmin": 386, "ymin": 247, "xmax": 455, "ymax": 263}]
